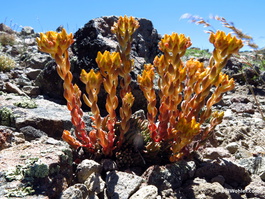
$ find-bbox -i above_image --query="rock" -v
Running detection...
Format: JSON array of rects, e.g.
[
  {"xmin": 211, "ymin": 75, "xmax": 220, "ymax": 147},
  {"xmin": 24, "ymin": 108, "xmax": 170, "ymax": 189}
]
[
  {"xmin": 26, "ymin": 68, "xmax": 42, "ymax": 80},
  {"xmin": 60, "ymin": 183, "xmax": 88, "ymax": 199},
  {"xmin": 225, "ymin": 142, "xmax": 239, "ymax": 154},
  {"xmin": 84, "ymin": 172, "xmax": 105, "ymax": 194},
  {"xmin": 35, "ymin": 60, "xmax": 64, "ymax": 100},
  {"xmin": 202, "ymin": 147, "xmax": 231, "ymax": 159},
  {"xmin": 230, "ymin": 102, "xmax": 255, "ymax": 114},
  {"xmin": 16, "ymin": 75, "xmax": 32, "ymax": 87},
  {"xmin": 195, "ymin": 158, "xmax": 251, "ymax": 188},
  {"xmin": 72, "ymin": 16, "xmax": 160, "ymax": 71},
  {"xmin": 101, "ymin": 159, "xmax": 118, "ymax": 172},
  {"xmin": 71, "ymin": 16, "xmax": 160, "ymax": 112},
  {"xmin": 183, "ymin": 178, "xmax": 232, "ymax": 199},
  {"xmin": 237, "ymin": 156, "xmax": 265, "ymax": 179},
  {"xmin": 0, "ymin": 93, "xmax": 72, "ymax": 138},
  {"xmin": 5, "ymin": 82, "xmax": 25, "ymax": 95},
  {"xmin": 0, "ymin": 136, "xmax": 73, "ymax": 198},
  {"xmin": 129, "ymin": 185, "xmax": 158, "ymax": 199},
  {"xmin": 211, "ymin": 175, "xmax": 226, "ymax": 186},
  {"xmin": 19, "ymin": 125, "xmax": 47, "ymax": 141},
  {"xmin": 142, "ymin": 161, "xmax": 196, "ymax": 192},
  {"xmin": 21, "ymin": 85, "xmax": 40, "ymax": 96},
  {"xmin": 0, "ymin": 23, "xmax": 15, "ymax": 34},
  {"xmin": 77, "ymin": 159, "xmax": 102, "ymax": 183},
  {"xmin": 21, "ymin": 26, "xmax": 34, "ymax": 36},
  {"xmin": 106, "ymin": 170, "xmax": 143, "ymax": 199},
  {"xmin": 245, "ymin": 175, "xmax": 265, "ymax": 199},
  {"xmin": 24, "ymin": 52, "xmax": 52, "ymax": 69}
]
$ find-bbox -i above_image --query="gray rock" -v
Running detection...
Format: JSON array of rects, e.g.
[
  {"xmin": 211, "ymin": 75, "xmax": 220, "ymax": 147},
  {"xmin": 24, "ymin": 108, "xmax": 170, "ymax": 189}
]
[
  {"xmin": 25, "ymin": 52, "xmax": 52, "ymax": 69},
  {"xmin": 77, "ymin": 159, "xmax": 102, "ymax": 183},
  {"xmin": 21, "ymin": 26, "xmax": 34, "ymax": 35},
  {"xmin": 84, "ymin": 172, "xmax": 105, "ymax": 194},
  {"xmin": 0, "ymin": 136, "xmax": 73, "ymax": 198},
  {"xmin": 0, "ymin": 23, "xmax": 15, "ymax": 34},
  {"xmin": 19, "ymin": 125, "xmax": 47, "ymax": 141},
  {"xmin": 35, "ymin": 60, "xmax": 64, "ymax": 100},
  {"xmin": 245, "ymin": 175, "xmax": 265, "ymax": 199},
  {"xmin": 129, "ymin": 185, "xmax": 158, "ymax": 199},
  {"xmin": 225, "ymin": 142, "xmax": 239, "ymax": 154},
  {"xmin": 26, "ymin": 68, "xmax": 42, "ymax": 80},
  {"xmin": 183, "ymin": 178, "xmax": 232, "ymax": 199},
  {"xmin": 5, "ymin": 82, "xmax": 25, "ymax": 95},
  {"xmin": 22, "ymin": 85, "xmax": 40, "ymax": 96},
  {"xmin": 0, "ymin": 93, "xmax": 72, "ymax": 138},
  {"xmin": 202, "ymin": 147, "xmax": 231, "ymax": 159},
  {"xmin": 106, "ymin": 170, "xmax": 143, "ymax": 199},
  {"xmin": 237, "ymin": 156, "xmax": 265, "ymax": 179},
  {"xmin": 195, "ymin": 158, "xmax": 251, "ymax": 188},
  {"xmin": 230, "ymin": 102, "xmax": 255, "ymax": 114},
  {"xmin": 142, "ymin": 161, "xmax": 196, "ymax": 192},
  {"xmin": 60, "ymin": 183, "xmax": 88, "ymax": 199}
]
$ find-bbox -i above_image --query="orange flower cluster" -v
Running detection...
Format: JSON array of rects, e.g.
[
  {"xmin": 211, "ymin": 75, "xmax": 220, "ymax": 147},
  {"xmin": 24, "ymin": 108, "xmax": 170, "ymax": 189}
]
[
  {"xmin": 37, "ymin": 15, "xmax": 243, "ymax": 162},
  {"xmin": 37, "ymin": 29, "xmax": 93, "ymax": 149},
  {"xmin": 36, "ymin": 16, "xmax": 139, "ymax": 156},
  {"xmin": 138, "ymin": 31, "xmax": 243, "ymax": 161}
]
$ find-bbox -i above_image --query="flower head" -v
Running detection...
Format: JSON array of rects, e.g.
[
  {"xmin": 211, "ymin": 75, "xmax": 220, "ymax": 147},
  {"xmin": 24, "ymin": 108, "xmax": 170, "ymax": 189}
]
[{"xmin": 36, "ymin": 28, "xmax": 74, "ymax": 57}]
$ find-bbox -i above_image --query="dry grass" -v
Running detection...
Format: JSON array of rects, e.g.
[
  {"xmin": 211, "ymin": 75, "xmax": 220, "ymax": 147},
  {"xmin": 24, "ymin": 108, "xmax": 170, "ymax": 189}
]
[
  {"xmin": 0, "ymin": 33, "xmax": 16, "ymax": 46},
  {"xmin": 0, "ymin": 54, "xmax": 16, "ymax": 71}
]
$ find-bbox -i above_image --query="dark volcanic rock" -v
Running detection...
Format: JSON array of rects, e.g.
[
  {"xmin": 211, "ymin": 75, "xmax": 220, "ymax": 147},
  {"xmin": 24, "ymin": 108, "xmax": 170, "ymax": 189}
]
[{"xmin": 72, "ymin": 16, "xmax": 160, "ymax": 72}]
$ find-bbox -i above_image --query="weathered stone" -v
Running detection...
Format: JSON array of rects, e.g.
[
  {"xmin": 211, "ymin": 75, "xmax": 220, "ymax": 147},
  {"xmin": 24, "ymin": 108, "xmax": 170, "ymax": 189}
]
[
  {"xmin": 5, "ymin": 82, "xmax": 25, "ymax": 95},
  {"xmin": 106, "ymin": 170, "xmax": 143, "ymax": 199},
  {"xmin": 77, "ymin": 159, "xmax": 102, "ymax": 183},
  {"xmin": 0, "ymin": 93, "xmax": 72, "ymax": 138},
  {"xmin": 0, "ymin": 136, "xmax": 73, "ymax": 198},
  {"xmin": 211, "ymin": 175, "xmax": 226, "ymax": 186},
  {"xmin": 230, "ymin": 102, "xmax": 255, "ymax": 114},
  {"xmin": 142, "ymin": 161, "xmax": 196, "ymax": 192},
  {"xmin": 60, "ymin": 183, "xmax": 88, "ymax": 199},
  {"xmin": 0, "ymin": 23, "xmax": 15, "ymax": 34},
  {"xmin": 84, "ymin": 172, "xmax": 105, "ymax": 194},
  {"xmin": 237, "ymin": 156, "xmax": 265, "ymax": 179},
  {"xmin": 19, "ymin": 125, "xmax": 47, "ymax": 141},
  {"xmin": 245, "ymin": 175, "xmax": 265, "ymax": 199},
  {"xmin": 21, "ymin": 26, "xmax": 34, "ymax": 36},
  {"xmin": 225, "ymin": 142, "xmax": 239, "ymax": 154},
  {"xmin": 22, "ymin": 85, "xmax": 40, "ymax": 96},
  {"xmin": 183, "ymin": 178, "xmax": 232, "ymax": 199},
  {"xmin": 202, "ymin": 147, "xmax": 231, "ymax": 159},
  {"xmin": 195, "ymin": 158, "xmax": 251, "ymax": 188},
  {"xmin": 35, "ymin": 60, "xmax": 64, "ymax": 100},
  {"xmin": 26, "ymin": 68, "xmax": 42, "ymax": 80},
  {"xmin": 24, "ymin": 52, "xmax": 52, "ymax": 69},
  {"xmin": 129, "ymin": 185, "xmax": 158, "ymax": 199},
  {"xmin": 101, "ymin": 159, "xmax": 118, "ymax": 172}
]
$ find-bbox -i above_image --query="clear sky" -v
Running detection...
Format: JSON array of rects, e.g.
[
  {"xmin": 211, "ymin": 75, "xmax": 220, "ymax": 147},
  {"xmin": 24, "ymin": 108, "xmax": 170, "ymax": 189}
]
[{"xmin": 1, "ymin": 0, "xmax": 265, "ymax": 51}]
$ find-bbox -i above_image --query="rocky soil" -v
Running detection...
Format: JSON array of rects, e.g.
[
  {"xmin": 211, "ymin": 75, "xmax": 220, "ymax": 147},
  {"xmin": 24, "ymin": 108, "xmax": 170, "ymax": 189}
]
[{"xmin": 0, "ymin": 16, "xmax": 265, "ymax": 199}]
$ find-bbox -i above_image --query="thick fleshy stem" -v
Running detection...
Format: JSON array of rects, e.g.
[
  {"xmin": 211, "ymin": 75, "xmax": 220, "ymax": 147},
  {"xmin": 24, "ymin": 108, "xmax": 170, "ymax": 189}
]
[
  {"xmin": 111, "ymin": 16, "xmax": 140, "ymax": 142},
  {"xmin": 36, "ymin": 29, "xmax": 93, "ymax": 149}
]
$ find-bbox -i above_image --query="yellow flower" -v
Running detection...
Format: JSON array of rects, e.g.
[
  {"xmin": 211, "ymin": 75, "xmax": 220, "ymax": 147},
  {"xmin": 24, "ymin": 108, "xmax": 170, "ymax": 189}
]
[
  {"xmin": 36, "ymin": 28, "xmax": 74, "ymax": 57},
  {"xmin": 209, "ymin": 30, "xmax": 243, "ymax": 55},
  {"xmin": 111, "ymin": 15, "xmax": 140, "ymax": 38},
  {"xmin": 80, "ymin": 69, "xmax": 102, "ymax": 88}
]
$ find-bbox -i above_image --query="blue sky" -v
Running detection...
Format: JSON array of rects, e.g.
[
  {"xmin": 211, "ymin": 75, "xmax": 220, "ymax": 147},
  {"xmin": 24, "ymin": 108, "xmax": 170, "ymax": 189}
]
[{"xmin": 2, "ymin": 0, "xmax": 265, "ymax": 51}]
